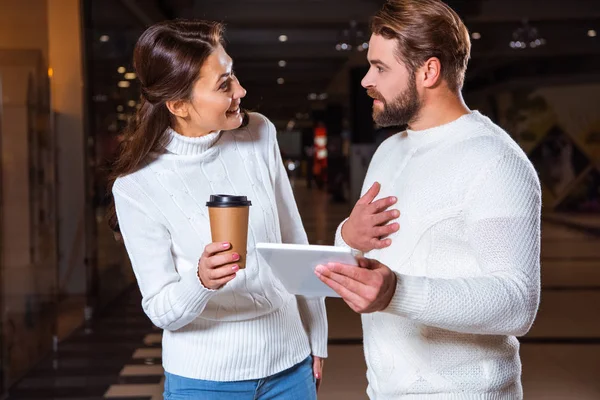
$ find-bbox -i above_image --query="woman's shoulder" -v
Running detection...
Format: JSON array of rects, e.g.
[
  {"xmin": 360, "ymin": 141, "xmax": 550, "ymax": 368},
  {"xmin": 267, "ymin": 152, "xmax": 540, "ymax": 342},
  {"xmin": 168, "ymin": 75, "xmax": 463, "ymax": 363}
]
[
  {"xmin": 245, "ymin": 111, "xmax": 275, "ymax": 135},
  {"xmin": 221, "ymin": 111, "xmax": 276, "ymax": 151},
  {"xmin": 229, "ymin": 111, "xmax": 276, "ymax": 141},
  {"xmin": 112, "ymin": 160, "xmax": 158, "ymax": 200}
]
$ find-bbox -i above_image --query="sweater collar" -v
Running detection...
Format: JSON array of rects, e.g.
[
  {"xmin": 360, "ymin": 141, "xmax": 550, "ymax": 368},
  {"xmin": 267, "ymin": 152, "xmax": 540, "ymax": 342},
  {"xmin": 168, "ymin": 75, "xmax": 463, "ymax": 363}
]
[
  {"xmin": 406, "ymin": 111, "xmax": 479, "ymax": 147},
  {"xmin": 164, "ymin": 127, "xmax": 222, "ymax": 156}
]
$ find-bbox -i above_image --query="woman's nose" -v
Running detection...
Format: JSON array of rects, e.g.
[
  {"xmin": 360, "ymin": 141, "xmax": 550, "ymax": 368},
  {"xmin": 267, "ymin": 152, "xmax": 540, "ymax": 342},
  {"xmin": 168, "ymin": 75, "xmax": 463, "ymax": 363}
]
[{"xmin": 234, "ymin": 80, "xmax": 247, "ymax": 99}]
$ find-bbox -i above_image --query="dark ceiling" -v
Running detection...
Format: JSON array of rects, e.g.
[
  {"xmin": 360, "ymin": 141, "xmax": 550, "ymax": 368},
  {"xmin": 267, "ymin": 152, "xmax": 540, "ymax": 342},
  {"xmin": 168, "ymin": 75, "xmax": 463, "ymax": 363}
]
[{"xmin": 87, "ymin": 0, "xmax": 600, "ymax": 129}]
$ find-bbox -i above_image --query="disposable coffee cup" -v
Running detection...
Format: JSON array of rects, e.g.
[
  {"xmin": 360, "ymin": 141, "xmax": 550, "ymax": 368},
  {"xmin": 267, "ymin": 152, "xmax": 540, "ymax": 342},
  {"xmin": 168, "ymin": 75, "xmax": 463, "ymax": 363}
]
[{"xmin": 206, "ymin": 195, "xmax": 252, "ymax": 269}]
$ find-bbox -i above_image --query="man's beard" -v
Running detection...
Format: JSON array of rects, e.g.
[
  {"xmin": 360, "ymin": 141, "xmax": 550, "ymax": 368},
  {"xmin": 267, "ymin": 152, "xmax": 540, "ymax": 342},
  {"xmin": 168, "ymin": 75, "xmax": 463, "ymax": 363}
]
[{"xmin": 367, "ymin": 77, "xmax": 421, "ymax": 128}]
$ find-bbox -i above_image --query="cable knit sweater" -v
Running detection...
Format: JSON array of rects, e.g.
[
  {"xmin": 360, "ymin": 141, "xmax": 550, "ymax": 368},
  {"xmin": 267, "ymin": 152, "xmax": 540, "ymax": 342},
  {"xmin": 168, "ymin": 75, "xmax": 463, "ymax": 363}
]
[
  {"xmin": 335, "ymin": 111, "xmax": 541, "ymax": 399},
  {"xmin": 113, "ymin": 113, "xmax": 327, "ymax": 381}
]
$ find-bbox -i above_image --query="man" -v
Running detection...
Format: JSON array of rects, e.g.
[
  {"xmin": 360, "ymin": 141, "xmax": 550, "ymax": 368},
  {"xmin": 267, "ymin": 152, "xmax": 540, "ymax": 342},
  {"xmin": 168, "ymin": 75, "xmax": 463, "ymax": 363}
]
[{"xmin": 315, "ymin": 1, "xmax": 541, "ymax": 398}]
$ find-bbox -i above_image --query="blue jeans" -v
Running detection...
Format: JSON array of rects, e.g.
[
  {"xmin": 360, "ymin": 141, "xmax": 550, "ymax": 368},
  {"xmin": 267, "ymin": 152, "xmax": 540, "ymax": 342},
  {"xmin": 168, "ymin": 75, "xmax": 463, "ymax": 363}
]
[{"xmin": 164, "ymin": 356, "xmax": 317, "ymax": 399}]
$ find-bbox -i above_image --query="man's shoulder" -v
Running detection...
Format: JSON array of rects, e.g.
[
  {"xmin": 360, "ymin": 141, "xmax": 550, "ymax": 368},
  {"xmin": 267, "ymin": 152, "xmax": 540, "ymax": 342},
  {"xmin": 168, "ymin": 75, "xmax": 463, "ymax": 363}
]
[{"xmin": 450, "ymin": 112, "xmax": 527, "ymax": 163}]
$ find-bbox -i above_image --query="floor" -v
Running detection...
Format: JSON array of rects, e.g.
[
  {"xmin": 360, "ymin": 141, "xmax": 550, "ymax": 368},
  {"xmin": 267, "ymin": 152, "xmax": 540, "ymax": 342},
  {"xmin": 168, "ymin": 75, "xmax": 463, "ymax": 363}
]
[{"xmin": 7, "ymin": 181, "xmax": 600, "ymax": 399}]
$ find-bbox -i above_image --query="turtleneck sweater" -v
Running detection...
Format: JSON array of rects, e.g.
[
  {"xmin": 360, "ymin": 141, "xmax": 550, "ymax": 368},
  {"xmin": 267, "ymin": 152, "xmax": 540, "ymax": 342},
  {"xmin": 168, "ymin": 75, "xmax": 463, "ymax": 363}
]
[{"xmin": 113, "ymin": 112, "xmax": 327, "ymax": 381}]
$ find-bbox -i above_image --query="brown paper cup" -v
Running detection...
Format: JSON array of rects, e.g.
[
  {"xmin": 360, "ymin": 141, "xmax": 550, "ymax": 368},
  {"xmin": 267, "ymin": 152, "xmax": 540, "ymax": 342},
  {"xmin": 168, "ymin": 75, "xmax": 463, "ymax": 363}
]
[{"xmin": 206, "ymin": 195, "xmax": 252, "ymax": 269}]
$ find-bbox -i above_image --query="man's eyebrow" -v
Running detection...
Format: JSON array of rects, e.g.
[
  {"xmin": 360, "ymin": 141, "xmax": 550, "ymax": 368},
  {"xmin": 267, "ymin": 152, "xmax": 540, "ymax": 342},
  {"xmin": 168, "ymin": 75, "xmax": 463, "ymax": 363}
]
[{"xmin": 369, "ymin": 59, "xmax": 391, "ymax": 69}]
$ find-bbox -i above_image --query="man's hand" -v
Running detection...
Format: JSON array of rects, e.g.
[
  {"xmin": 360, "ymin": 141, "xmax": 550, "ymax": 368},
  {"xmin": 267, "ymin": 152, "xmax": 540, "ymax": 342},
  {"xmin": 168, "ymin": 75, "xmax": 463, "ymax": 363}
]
[
  {"xmin": 341, "ymin": 182, "xmax": 400, "ymax": 253},
  {"xmin": 315, "ymin": 258, "xmax": 397, "ymax": 313}
]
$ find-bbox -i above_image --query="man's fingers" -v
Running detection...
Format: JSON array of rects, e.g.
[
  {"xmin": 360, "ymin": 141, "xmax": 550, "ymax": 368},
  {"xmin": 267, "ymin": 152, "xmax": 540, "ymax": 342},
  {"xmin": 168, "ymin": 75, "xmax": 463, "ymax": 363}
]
[
  {"xmin": 369, "ymin": 196, "xmax": 397, "ymax": 213},
  {"xmin": 357, "ymin": 182, "xmax": 381, "ymax": 205},
  {"xmin": 373, "ymin": 223, "xmax": 400, "ymax": 238},
  {"xmin": 372, "ymin": 209, "xmax": 400, "ymax": 226},
  {"xmin": 315, "ymin": 268, "xmax": 366, "ymax": 306},
  {"xmin": 369, "ymin": 237, "xmax": 392, "ymax": 250},
  {"xmin": 319, "ymin": 263, "xmax": 371, "ymax": 292}
]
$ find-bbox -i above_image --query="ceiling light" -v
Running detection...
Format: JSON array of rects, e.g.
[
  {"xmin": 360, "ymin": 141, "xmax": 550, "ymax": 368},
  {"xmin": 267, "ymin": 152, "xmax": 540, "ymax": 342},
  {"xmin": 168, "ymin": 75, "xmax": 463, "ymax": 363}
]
[
  {"xmin": 278, "ymin": 60, "xmax": 287, "ymax": 67},
  {"xmin": 510, "ymin": 20, "xmax": 545, "ymax": 50},
  {"xmin": 335, "ymin": 21, "xmax": 365, "ymax": 53},
  {"xmin": 116, "ymin": 105, "xmax": 124, "ymax": 112},
  {"xmin": 588, "ymin": 29, "xmax": 597, "ymax": 37},
  {"xmin": 308, "ymin": 93, "xmax": 318, "ymax": 100},
  {"xmin": 279, "ymin": 34, "xmax": 288, "ymax": 42},
  {"xmin": 100, "ymin": 35, "xmax": 110, "ymax": 42},
  {"xmin": 277, "ymin": 78, "xmax": 285, "ymax": 85},
  {"xmin": 127, "ymin": 100, "xmax": 136, "ymax": 107},
  {"xmin": 117, "ymin": 66, "xmax": 126, "ymax": 74},
  {"xmin": 124, "ymin": 72, "xmax": 137, "ymax": 80},
  {"xmin": 118, "ymin": 81, "xmax": 130, "ymax": 88},
  {"xmin": 471, "ymin": 32, "xmax": 481, "ymax": 40}
]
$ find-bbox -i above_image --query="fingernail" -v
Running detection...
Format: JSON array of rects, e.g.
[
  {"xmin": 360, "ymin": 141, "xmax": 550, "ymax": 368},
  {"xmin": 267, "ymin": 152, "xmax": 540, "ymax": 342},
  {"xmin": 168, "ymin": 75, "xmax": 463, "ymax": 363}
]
[
  {"xmin": 232, "ymin": 253, "xmax": 240, "ymax": 261},
  {"xmin": 222, "ymin": 242, "xmax": 230, "ymax": 248},
  {"xmin": 391, "ymin": 197, "xmax": 397, "ymax": 202},
  {"xmin": 232, "ymin": 265, "xmax": 239, "ymax": 270},
  {"xmin": 315, "ymin": 265, "xmax": 325, "ymax": 273},
  {"xmin": 315, "ymin": 373, "xmax": 321, "ymax": 379}
]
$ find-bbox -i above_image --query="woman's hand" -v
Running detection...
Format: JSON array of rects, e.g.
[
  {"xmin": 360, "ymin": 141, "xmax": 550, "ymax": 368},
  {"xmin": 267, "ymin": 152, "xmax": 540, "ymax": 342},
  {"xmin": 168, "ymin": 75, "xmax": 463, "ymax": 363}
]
[
  {"xmin": 197, "ymin": 242, "xmax": 239, "ymax": 290},
  {"xmin": 312, "ymin": 356, "xmax": 324, "ymax": 392}
]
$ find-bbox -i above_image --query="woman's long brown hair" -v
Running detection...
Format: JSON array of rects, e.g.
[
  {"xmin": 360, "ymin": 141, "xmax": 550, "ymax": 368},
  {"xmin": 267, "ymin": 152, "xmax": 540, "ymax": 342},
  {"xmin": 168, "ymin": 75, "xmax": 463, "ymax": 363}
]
[{"xmin": 107, "ymin": 19, "xmax": 247, "ymax": 232}]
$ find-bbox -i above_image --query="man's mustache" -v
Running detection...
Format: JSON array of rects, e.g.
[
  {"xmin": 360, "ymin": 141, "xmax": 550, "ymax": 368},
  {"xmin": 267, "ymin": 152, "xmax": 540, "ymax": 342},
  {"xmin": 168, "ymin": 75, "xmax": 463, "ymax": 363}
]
[{"xmin": 367, "ymin": 89, "xmax": 385, "ymax": 103}]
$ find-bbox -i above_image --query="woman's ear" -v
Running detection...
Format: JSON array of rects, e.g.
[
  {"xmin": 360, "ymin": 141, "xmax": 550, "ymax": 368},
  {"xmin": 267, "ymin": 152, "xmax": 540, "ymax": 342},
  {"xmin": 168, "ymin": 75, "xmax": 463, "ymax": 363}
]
[{"xmin": 166, "ymin": 99, "xmax": 189, "ymax": 118}]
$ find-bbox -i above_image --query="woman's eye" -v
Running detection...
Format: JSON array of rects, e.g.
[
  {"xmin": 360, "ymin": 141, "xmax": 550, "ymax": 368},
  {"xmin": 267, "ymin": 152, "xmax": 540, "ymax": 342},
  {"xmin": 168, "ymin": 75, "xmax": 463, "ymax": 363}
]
[{"xmin": 219, "ymin": 81, "xmax": 229, "ymax": 91}]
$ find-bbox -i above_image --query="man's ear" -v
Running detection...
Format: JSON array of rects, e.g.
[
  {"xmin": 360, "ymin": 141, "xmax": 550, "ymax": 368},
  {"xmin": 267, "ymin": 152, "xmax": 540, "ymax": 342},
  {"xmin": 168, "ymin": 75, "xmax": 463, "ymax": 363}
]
[
  {"xmin": 420, "ymin": 57, "xmax": 442, "ymax": 89},
  {"xmin": 165, "ymin": 99, "xmax": 189, "ymax": 118}
]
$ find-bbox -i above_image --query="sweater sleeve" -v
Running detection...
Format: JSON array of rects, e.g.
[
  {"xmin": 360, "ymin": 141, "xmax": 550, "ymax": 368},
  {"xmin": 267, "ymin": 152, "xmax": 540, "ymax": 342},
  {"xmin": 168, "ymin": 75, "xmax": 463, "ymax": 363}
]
[
  {"xmin": 264, "ymin": 116, "xmax": 328, "ymax": 358},
  {"xmin": 113, "ymin": 181, "xmax": 217, "ymax": 331},
  {"xmin": 383, "ymin": 151, "xmax": 541, "ymax": 337},
  {"xmin": 334, "ymin": 218, "xmax": 362, "ymax": 257}
]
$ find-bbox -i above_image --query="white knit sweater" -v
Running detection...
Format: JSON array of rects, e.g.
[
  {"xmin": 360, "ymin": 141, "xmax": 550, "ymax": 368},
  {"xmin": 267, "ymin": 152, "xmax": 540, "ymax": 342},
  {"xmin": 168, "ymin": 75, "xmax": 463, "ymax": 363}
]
[
  {"xmin": 336, "ymin": 111, "xmax": 541, "ymax": 399},
  {"xmin": 113, "ymin": 113, "xmax": 327, "ymax": 381}
]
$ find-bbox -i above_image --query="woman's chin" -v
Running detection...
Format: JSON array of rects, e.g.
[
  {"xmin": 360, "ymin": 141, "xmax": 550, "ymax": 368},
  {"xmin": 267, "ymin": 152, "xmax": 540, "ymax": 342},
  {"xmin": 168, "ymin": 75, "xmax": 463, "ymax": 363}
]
[{"xmin": 224, "ymin": 111, "xmax": 243, "ymax": 129}]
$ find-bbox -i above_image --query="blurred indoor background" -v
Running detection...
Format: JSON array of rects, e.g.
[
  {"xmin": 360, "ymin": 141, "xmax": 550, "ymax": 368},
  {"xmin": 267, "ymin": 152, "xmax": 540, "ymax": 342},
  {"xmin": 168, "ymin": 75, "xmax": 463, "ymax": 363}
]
[{"xmin": 1, "ymin": 0, "xmax": 600, "ymax": 398}]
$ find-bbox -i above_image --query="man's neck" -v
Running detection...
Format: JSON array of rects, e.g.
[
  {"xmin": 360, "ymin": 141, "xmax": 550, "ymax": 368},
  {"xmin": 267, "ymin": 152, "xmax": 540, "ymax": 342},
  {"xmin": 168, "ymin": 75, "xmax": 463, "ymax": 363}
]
[{"xmin": 408, "ymin": 91, "xmax": 470, "ymax": 131}]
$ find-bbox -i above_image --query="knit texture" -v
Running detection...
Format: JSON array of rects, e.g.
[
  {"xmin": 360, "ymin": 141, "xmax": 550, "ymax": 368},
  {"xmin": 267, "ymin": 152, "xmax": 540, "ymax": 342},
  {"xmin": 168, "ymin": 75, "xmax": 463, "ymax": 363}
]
[
  {"xmin": 113, "ymin": 113, "xmax": 327, "ymax": 381},
  {"xmin": 335, "ymin": 111, "xmax": 541, "ymax": 399}
]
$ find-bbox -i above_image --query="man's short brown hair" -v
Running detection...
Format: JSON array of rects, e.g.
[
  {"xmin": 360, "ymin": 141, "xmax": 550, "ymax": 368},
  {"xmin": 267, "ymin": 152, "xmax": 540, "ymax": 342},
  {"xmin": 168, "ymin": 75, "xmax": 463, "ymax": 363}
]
[{"xmin": 371, "ymin": 0, "xmax": 471, "ymax": 92}]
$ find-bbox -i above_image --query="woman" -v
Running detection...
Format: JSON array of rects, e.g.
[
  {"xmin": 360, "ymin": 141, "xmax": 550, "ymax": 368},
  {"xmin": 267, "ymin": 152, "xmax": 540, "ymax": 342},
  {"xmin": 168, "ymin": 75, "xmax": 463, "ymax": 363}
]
[{"xmin": 108, "ymin": 19, "xmax": 327, "ymax": 399}]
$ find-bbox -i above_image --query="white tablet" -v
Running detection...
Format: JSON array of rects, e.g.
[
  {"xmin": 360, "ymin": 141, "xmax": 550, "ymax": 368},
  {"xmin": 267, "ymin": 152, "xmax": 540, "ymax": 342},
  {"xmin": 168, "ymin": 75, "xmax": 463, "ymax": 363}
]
[{"xmin": 256, "ymin": 243, "xmax": 358, "ymax": 298}]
